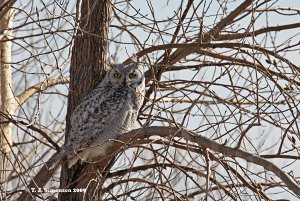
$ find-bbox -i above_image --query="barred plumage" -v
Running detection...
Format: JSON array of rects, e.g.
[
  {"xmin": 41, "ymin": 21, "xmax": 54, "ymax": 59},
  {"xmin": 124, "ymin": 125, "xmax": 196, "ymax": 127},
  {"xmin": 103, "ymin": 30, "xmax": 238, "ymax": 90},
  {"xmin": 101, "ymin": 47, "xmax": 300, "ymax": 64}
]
[{"xmin": 47, "ymin": 62, "xmax": 145, "ymax": 169}]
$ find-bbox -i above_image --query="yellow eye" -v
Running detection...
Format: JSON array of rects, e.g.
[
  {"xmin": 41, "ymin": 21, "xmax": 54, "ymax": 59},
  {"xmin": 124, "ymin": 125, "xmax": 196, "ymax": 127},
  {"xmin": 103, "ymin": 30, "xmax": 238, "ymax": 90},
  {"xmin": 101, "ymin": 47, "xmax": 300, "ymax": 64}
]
[
  {"xmin": 129, "ymin": 73, "xmax": 137, "ymax": 78},
  {"xmin": 113, "ymin": 72, "xmax": 122, "ymax": 78}
]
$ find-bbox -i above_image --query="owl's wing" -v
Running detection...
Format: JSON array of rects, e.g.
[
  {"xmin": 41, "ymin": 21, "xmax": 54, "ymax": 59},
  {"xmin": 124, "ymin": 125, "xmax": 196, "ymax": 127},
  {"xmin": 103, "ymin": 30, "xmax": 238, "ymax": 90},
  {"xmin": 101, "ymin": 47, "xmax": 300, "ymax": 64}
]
[
  {"xmin": 70, "ymin": 85, "xmax": 110, "ymax": 126},
  {"xmin": 65, "ymin": 85, "xmax": 129, "ymax": 153},
  {"xmin": 45, "ymin": 92, "xmax": 110, "ymax": 170}
]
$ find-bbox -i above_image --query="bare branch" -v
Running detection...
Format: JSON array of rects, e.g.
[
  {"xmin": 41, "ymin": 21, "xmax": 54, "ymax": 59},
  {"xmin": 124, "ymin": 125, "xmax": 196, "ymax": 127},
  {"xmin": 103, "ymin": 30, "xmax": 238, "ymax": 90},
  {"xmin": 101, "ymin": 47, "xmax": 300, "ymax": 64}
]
[
  {"xmin": 18, "ymin": 126, "xmax": 300, "ymax": 200},
  {"xmin": 14, "ymin": 77, "xmax": 69, "ymax": 112},
  {"xmin": 217, "ymin": 22, "xmax": 300, "ymax": 41}
]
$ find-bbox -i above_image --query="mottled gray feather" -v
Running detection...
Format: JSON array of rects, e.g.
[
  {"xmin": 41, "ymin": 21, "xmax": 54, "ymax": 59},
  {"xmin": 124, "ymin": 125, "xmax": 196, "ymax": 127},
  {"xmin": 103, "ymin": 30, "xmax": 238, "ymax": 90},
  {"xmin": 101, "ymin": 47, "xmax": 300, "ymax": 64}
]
[{"xmin": 46, "ymin": 63, "xmax": 145, "ymax": 169}]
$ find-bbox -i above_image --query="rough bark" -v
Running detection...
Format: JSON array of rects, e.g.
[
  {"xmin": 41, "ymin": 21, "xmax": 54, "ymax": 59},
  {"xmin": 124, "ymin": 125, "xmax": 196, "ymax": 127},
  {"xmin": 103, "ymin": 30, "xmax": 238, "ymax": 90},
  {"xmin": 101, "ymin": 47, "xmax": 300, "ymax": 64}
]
[
  {"xmin": 59, "ymin": 0, "xmax": 112, "ymax": 200},
  {"xmin": 0, "ymin": 1, "xmax": 15, "ymax": 25},
  {"xmin": 0, "ymin": 9, "xmax": 14, "ymax": 200}
]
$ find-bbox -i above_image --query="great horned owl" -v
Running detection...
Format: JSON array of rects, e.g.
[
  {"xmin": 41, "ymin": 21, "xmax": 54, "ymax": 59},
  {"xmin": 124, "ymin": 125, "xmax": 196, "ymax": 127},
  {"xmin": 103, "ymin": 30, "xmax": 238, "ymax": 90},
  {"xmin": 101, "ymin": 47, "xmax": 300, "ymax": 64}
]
[{"xmin": 47, "ymin": 61, "xmax": 145, "ymax": 169}]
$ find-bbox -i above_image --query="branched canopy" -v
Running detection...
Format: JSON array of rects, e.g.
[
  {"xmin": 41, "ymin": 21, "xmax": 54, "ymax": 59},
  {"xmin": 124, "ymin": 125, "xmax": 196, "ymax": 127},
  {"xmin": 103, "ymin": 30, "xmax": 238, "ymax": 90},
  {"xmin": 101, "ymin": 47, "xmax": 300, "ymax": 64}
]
[{"xmin": 1, "ymin": 0, "xmax": 300, "ymax": 200}]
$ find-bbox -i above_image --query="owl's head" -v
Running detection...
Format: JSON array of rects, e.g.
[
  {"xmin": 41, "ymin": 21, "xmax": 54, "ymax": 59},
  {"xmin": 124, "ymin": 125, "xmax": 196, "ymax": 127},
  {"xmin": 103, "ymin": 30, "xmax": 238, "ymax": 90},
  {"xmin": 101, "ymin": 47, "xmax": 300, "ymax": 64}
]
[{"xmin": 105, "ymin": 61, "xmax": 145, "ymax": 89}]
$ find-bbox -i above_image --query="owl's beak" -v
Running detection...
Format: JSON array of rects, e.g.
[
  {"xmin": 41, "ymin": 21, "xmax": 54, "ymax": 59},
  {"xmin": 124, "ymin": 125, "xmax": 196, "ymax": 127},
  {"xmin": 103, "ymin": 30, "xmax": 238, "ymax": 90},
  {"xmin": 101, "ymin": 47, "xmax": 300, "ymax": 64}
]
[{"xmin": 123, "ymin": 79, "xmax": 130, "ymax": 87}]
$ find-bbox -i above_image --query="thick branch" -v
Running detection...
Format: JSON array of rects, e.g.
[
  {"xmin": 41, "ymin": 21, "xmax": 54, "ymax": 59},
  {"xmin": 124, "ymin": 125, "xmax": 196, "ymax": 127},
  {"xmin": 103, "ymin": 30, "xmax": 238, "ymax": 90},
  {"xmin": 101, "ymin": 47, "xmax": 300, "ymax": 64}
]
[
  {"xmin": 18, "ymin": 126, "xmax": 300, "ymax": 200},
  {"xmin": 0, "ymin": 0, "xmax": 15, "ymax": 28},
  {"xmin": 167, "ymin": 0, "xmax": 255, "ymax": 64},
  {"xmin": 14, "ymin": 77, "xmax": 69, "ymax": 112},
  {"xmin": 141, "ymin": 0, "xmax": 255, "ymax": 103},
  {"xmin": 121, "ymin": 127, "xmax": 300, "ymax": 196},
  {"xmin": 217, "ymin": 22, "xmax": 300, "ymax": 41},
  {"xmin": 128, "ymin": 42, "xmax": 299, "ymax": 86}
]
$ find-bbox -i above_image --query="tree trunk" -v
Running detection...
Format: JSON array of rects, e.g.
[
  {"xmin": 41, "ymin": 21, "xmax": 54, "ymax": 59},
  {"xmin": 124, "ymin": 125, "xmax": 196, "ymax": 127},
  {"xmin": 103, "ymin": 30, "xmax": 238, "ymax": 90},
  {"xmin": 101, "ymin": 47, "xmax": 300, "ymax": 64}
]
[
  {"xmin": 59, "ymin": 0, "xmax": 112, "ymax": 200},
  {"xmin": 0, "ymin": 9, "xmax": 14, "ymax": 200}
]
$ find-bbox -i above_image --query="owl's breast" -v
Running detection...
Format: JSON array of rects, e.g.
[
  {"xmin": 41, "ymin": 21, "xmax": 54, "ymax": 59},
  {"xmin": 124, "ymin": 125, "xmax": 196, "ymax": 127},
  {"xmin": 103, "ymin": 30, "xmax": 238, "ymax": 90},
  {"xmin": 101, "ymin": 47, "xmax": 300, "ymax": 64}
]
[{"xmin": 73, "ymin": 85, "xmax": 143, "ymax": 140}]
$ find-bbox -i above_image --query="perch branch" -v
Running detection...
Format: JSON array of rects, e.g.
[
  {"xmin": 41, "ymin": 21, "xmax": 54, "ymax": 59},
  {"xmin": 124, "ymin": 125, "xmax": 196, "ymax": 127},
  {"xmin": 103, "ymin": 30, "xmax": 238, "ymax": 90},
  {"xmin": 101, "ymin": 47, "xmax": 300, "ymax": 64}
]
[{"xmin": 17, "ymin": 126, "xmax": 300, "ymax": 200}]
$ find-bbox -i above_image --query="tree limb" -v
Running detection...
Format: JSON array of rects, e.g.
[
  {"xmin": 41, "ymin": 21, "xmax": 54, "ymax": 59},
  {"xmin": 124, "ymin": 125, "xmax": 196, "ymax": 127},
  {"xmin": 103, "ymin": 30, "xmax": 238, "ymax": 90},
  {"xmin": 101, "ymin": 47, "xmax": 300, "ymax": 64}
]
[
  {"xmin": 216, "ymin": 22, "xmax": 300, "ymax": 41},
  {"xmin": 0, "ymin": 0, "xmax": 16, "ymax": 27},
  {"xmin": 121, "ymin": 127, "xmax": 300, "ymax": 197},
  {"xmin": 17, "ymin": 126, "xmax": 300, "ymax": 200},
  {"xmin": 13, "ymin": 77, "xmax": 69, "ymax": 112}
]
